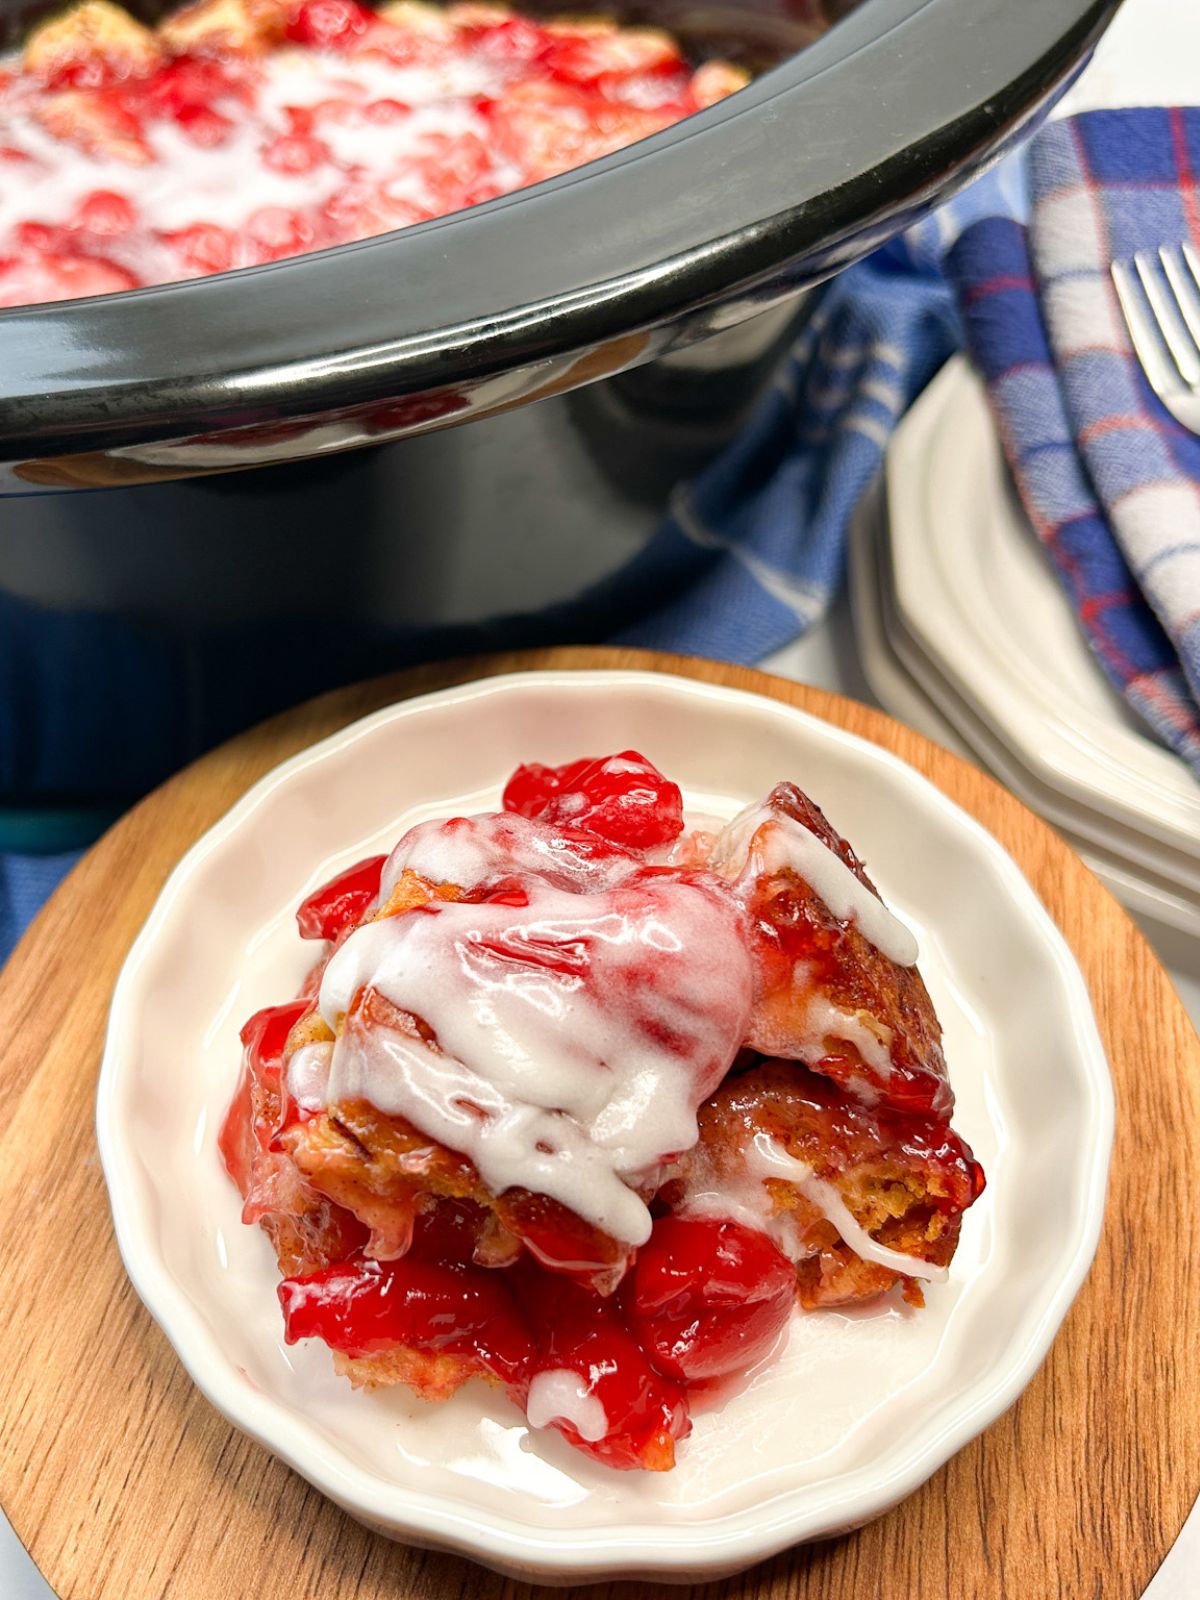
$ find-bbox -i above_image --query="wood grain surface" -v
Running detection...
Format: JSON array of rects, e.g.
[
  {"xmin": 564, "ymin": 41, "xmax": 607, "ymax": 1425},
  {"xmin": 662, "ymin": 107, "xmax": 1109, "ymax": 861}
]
[{"xmin": 1, "ymin": 647, "xmax": 1197, "ymax": 1600}]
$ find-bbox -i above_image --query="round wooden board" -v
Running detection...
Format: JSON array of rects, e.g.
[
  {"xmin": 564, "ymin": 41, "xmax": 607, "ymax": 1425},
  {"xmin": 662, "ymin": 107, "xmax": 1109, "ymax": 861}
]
[{"xmin": 1, "ymin": 646, "xmax": 1198, "ymax": 1600}]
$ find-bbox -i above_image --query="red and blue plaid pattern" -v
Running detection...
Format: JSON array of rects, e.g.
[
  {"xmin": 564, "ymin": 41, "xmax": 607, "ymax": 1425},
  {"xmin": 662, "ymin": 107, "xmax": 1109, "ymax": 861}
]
[{"xmin": 948, "ymin": 109, "xmax": 1200, "ymax": 774}]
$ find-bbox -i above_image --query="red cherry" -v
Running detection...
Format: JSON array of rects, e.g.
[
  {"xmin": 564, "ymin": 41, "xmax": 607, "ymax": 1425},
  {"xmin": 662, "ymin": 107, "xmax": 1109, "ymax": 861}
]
[
  {"xmin": 161, "ymin": 222, "xmax": 237, "ymax": 275},
  {"xmin": 73, "ymin": 190, "xmax": 136, "ymax": 236},
  {"xmin": 278, "ymin": 1255, "xmax": 534, "ymax": 1389},
  {"xmin": 15, "ymin": 220, "xmax": 67, "ymax": 255},
  {"xmin": 174, "ymin": 102, "xmax": 234, "ymax": 147},
  {"xmin": 286, "ymin": 0, "xmax": 375, "ymax": 50},
  {"xmin": 138, "ymin": 57, "xmax": 245, "ymax": 116},
  {"xmin": 217, "ymin": 999, "xmax": 311, "ymax": 1192},
  {"xmin": 295, "ymin": 855, "xmax": 386, "ymax": 942},
  {"xmin": 306, "ymin": 95, "xmax": 357, "ymax": 124},
  {"xmin": 360, "ymin": 96, "xmax": 410, "ymax": 123},
  {"xmin": 502, "ymin": 750, "xmax": 684, "ymax": 849},
  {"xmin": 46, "ymin": 57, "xmax": 118, "ymax": 91},
  {"xmin": 463, "ymin": 15, "xmax": 548, "ymax": 63},
  {"xmin": 262, "ymin": 132, "xmax": 331, "ymax": 173},
  {"xmin": 242, "ymin": 998, "xmax": 312, "ymax": 1070},
  {"xmin": 245, "ymin": 205, "xmax": 317, "ymax": 262},
  {"xmin": 502, "ymin": 757, "xmax": 582, "ymax": 818},
  {"xmin": 320, "ymin": 180, "xmax": 429, "ymax": 245},
  {"xmin": 520, "ymin": 1273, "xmax": 690, "ymax": 1471},
  {"xmin": 217, "ymin": 1059, "xmax": 256, "ymax": 1195},
  {"xmin": 631, "ymin": 1215, "xmax": 795, "ymax": 1382},
  {"xmin": 407, "ymin": 129, "xmax": 492, "ymax": 213}
]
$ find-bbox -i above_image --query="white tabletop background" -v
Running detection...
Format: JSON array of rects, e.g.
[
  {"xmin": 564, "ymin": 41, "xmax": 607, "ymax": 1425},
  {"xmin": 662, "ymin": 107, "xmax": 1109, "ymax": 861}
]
[{"xmin": 3, "ymin": 0, "xmax": 1199, "ymax": 1590}]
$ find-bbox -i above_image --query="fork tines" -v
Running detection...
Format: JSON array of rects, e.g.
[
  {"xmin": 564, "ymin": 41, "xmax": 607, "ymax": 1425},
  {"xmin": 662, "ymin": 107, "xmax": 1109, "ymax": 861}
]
[{"xmin": 1112, "ymin": 243, "xmax": 1200, "ymax": 421}]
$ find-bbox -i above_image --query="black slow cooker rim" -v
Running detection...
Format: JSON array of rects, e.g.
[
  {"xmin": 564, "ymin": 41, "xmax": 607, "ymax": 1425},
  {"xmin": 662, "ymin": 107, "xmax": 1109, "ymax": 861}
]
[{"xmin": 0, "ymin": 0, "xmax": 1119, "ymax": 454}]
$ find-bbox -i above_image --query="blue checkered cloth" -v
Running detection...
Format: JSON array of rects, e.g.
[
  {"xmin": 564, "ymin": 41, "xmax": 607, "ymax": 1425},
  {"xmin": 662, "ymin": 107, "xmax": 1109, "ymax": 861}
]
[
  {"xmin": 947, "ymin": 109, "xmax": 1200, "ymax": 774},
  {"xmin": 611, "ymin": 253, "xmax": 961, "ymax": 659}
]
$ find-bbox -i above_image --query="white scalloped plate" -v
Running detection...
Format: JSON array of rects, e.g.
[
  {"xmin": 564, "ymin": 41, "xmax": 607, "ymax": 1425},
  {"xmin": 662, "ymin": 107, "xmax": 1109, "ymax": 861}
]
[
  {"xmin": 96, "ymin": 669, "xmax": 1113, "ymax": 1583},
  {"xmin": 849, "ymin": 482, "xmax": 1200, "ymax": 941},
  {"xmin": 888, "ymin": 357, "xmax": 1200, "ymax": 883}
]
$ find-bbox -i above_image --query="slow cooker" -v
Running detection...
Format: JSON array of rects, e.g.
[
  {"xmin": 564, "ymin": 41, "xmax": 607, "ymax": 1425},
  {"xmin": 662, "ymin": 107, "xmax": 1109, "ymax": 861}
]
[{"xmin": 0, "ymin": 0, "xmax": 1120, "ymax": 819}]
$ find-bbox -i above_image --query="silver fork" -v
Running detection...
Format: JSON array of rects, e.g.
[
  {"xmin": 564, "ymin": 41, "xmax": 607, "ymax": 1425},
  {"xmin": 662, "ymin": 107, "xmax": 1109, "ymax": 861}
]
[{"xmin": 1111, "ymin": 243, "xmax": 1200, "ymax": 434}]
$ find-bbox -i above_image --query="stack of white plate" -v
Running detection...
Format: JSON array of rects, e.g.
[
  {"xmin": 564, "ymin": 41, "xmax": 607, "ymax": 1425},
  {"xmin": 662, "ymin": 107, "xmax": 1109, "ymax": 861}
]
[{"xmin": 850, "ymin": 355, "xmax": 1200, "ymax": 945}]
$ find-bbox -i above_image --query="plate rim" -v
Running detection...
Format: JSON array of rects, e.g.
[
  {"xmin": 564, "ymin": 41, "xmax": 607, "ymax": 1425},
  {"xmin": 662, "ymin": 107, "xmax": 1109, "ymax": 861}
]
[
  {"xmin": 888, "ymin": 357, "xmax": 1200, "ymax": 859},
  {"xmin": 854, "ymin": 485, "xmax": 1200, "ymax": 939},
  {"xmin": 96, "ymin": 665, "xmax": 1115, "ymax": 1578}
]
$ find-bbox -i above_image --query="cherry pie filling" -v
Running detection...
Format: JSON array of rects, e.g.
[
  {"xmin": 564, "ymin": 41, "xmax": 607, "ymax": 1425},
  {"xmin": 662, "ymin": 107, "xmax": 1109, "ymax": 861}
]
[
  {"xmin": 0, "ymin": 0, "xmax": 749, "ymax": 306},
  {"xmin": 220, "ymin": 748, "xmax": 985, "ymax": 1471}
]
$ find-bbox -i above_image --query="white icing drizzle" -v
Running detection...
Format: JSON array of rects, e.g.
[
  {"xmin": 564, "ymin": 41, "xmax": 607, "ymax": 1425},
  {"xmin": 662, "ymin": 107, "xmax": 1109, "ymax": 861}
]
[
  {"xmin": 316, "ymin": 844, "xmax": 752, "ymax": 1244},
  {"xmin": 286, "ymin": 1040, "xmax": 332, "ymax": 1113},
  {"xmin": 380, "ymin": 811, "xmax": 636, "ymax": 898},
  {"xmin": 709, "ymin": 801, "xmax": 919, "ymax": 968},
  {"xmin": 680, "ymin": 1182, "xmax": 811, "ymax": 1262},
  {"xmin": 801, "ymin": 996, "xmax": 894, "ymax": 1089},
  {"xmin": 801, "ymin": 1174, "xmax": 947, "ymax": 1284},
  {"xmin": 294, "ymin": 792, "xmax": 929, "ymax": 1275},
  {"xmin": 526, "ymin": 1369, "xmax": 609, "ymax": 1442},
  {"xmin": 746, "ymin": 1134, "xmax": 946, "ymax": 1283}
]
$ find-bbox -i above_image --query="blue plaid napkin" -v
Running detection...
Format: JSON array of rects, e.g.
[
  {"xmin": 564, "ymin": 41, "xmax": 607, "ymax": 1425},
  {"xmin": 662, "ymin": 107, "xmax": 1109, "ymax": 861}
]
[
  {"xmin": 611, "ymin": 254, "xmax": 960, "ymax": 660},
  {"xmin": 947, "ymin": 109, "xmax": 1200, "ymax": 775}
]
